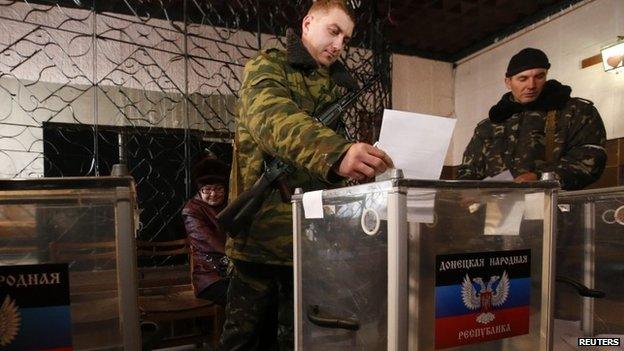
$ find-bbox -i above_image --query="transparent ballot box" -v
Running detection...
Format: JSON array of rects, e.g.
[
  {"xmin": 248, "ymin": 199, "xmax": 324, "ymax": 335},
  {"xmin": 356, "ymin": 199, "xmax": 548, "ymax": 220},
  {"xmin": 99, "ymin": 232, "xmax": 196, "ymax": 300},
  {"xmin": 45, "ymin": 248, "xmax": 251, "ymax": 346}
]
[
  {"xmin": 0, "ymin": 177, "xmax": 140, "ymax": 350},
  {"xmin": 554, "ymin": 187, "xmax": 624, "ymax": 347},
  {"xmin": 293, "ymin": 176, "xmax": 558, "ymax": 351}
]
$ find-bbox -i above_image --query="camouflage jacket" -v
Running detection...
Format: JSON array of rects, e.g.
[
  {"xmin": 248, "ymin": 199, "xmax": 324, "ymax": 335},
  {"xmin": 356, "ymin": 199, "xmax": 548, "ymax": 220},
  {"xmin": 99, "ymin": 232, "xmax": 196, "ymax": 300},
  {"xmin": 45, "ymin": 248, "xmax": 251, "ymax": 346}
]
[
  {"xmin": 226, "ymin": 31, "xmax": 355, "ymax": 265},
  {"xmin": 458, "ymin": 80, "xmax": 606, "ymax": 190}
]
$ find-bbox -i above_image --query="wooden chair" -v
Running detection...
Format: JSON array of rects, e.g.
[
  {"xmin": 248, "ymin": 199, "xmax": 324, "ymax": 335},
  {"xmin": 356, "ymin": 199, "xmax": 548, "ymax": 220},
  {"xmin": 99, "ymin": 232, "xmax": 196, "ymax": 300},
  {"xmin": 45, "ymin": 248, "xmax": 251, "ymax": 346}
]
[
  {"xmin": 136, "ymin": 239, "xmax": 223, "ymax": 350},
  {"xmin": 47, "ymin": 241, "xmax": 121, "ymax": 349},
  {"xmin": 0, "ymin": 204, "xmax": 37, "ymax": 238},
  {"xmin": 49, "ymin": 241, "xmax": 116, "ymax": 261},
  {"xmin": 137, "ymin": 238, "xmax": 188, "ymax": 256}
]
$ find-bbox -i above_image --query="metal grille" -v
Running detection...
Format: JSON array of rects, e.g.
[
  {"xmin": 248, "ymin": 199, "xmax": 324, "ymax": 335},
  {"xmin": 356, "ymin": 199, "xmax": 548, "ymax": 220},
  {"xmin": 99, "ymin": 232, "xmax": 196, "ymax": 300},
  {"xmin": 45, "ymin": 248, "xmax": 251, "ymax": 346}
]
[{"xmin": 0, "ymin": 0, "xmax": 391, "ymax": 243}]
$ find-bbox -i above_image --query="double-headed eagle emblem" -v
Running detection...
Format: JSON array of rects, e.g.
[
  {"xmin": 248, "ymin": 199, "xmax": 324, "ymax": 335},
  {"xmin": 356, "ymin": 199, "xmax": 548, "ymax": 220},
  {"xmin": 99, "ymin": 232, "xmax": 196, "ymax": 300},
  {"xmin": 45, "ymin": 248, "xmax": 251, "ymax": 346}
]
[
  {"xmin": 0, "ymin": 294, "xmax": 20, "ymax": 346},
  {"xmin": 461, "ymin": 270, "xmax": 510, "ymax": 324}
]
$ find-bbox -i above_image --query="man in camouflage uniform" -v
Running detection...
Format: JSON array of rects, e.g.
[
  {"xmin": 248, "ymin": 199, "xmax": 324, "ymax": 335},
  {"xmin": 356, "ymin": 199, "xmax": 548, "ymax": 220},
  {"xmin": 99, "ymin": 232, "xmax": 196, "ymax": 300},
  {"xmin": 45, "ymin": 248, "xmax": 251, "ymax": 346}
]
[
  {"xmin": 220, "ymin": 1, "xmax": 393, "ymax": 349},
  {"xmin": 458, "ymin": 47, "xmax": 606, "ymax": 190}
]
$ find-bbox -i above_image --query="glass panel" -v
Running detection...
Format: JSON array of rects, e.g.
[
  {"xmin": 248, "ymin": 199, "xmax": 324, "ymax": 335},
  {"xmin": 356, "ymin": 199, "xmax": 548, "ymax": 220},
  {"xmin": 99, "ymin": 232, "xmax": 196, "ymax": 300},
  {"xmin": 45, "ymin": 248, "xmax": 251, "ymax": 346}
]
[
  {"xmin": 299, "ymin": 181, "xmax": 392, "ymax": 350},
  {"xmin": 409, "ymin": 187, "xmax": 550, "ymax": 351}
]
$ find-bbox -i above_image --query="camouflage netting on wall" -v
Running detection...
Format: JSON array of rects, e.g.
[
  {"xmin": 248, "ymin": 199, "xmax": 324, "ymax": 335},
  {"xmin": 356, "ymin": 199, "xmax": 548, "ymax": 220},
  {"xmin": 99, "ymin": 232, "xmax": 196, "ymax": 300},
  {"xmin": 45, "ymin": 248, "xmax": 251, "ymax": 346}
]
[{"xmin": 0, "ymin": 0, "xmax": 391, "ymax": 244}]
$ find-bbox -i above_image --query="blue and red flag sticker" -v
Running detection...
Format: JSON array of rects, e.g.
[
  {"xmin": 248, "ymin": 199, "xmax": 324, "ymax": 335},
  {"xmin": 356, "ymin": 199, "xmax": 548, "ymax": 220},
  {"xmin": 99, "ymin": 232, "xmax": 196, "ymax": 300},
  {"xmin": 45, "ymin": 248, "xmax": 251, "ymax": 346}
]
[
  {"xmin": 434, "ymin": 249, "xmax": 531, "ymax": 349},
  {"xmin": 0, "ymin": 263, "xmax": 73, "ymax": 351}
]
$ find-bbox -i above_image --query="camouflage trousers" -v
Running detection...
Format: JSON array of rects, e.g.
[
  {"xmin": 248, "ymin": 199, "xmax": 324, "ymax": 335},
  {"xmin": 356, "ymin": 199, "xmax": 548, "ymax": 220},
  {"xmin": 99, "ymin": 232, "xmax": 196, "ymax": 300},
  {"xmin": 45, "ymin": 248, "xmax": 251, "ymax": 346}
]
[{"xmin": 219, "ymin": 259, "xmax": 293, "ymax": 351}]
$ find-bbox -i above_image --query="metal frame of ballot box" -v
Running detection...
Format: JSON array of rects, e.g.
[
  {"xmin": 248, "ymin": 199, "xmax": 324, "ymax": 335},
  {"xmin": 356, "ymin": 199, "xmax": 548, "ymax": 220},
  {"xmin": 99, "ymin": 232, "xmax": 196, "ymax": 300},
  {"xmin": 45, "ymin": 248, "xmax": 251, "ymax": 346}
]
[
  {"xmin": 293, "ymin": 173, "xmax": 558, "ymax": 351},
  {"xmin": 0, "ymin": 177, "xmax": 140, "ymax": 350}
]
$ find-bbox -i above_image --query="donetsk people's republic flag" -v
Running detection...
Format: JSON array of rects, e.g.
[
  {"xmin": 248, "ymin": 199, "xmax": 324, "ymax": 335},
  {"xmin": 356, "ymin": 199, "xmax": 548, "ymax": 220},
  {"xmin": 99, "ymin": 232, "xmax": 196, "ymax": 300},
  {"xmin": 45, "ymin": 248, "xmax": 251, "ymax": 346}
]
[{"xmin": 434, "ymin": 249, "xmax": 531, "ymax": 349}]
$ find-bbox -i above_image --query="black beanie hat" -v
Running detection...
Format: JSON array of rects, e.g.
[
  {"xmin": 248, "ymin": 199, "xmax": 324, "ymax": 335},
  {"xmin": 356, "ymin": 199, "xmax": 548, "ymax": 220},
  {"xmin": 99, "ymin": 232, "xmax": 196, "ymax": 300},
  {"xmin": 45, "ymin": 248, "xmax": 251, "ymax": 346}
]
[
  {"xmin": 505, "ymin": 48, "xmax": 551, "ymax": 77},
  {"xmin": 192, "ymin": 156, "xmax": 230, "ymax": 190}
]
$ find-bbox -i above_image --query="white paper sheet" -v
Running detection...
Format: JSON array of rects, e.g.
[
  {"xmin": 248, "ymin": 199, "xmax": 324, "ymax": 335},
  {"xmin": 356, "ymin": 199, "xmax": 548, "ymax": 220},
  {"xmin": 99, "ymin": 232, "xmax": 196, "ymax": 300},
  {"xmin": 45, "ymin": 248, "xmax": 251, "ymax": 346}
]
[
  {"xmin": 484, "ymin": 193, "xmax": 525, "ymax": 236},
  {"xmin": 406, "ymin": 189, "xmax": 436, "ymax": 223},
  {"xmin": 302, "ymin": 190, "xmax": 324, "ymax": 219},
  {"xmin": 524, "ymin": 192, "xmax": 545, "ymax": 220},
  {"xmin": 483, "ymin": 170, "xmax": 514, "ymax": 181},
  {"xmin": 377, "ymin": 109, "xmax": 456, "ymax": 180}
]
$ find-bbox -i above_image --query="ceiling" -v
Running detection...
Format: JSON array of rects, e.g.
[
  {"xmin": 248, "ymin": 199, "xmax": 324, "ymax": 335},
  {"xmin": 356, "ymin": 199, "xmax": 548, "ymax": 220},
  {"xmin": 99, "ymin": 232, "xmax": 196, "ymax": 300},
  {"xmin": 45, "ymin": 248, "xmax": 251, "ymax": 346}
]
[
  {"xmin": 374, "ymin": 0, "xmax": 584, "ymax": 62},
  {"xmin": 39, "ymin": 0, "xmax": 585, "ymax": 63}
]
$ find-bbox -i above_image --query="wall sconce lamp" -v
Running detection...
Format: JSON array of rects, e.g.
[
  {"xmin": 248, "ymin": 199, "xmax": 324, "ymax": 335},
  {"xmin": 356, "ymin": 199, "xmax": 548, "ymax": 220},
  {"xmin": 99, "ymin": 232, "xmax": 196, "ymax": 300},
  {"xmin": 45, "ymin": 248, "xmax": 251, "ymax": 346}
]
[{"xmin": 601, "ymin": 36, "xmax": 624, "ymax": 73}]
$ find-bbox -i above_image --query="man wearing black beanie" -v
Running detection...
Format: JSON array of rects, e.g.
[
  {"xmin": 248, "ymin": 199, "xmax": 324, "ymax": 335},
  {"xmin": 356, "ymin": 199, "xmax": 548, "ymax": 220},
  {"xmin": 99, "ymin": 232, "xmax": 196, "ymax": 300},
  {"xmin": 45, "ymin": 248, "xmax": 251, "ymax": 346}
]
[
  {"xmin": 505, "ymin": 48, "xmax": 551, "ymax": 79},
  {"xmin": 458, "ymin": 47, "xmax": 606, "ymax": 190}
]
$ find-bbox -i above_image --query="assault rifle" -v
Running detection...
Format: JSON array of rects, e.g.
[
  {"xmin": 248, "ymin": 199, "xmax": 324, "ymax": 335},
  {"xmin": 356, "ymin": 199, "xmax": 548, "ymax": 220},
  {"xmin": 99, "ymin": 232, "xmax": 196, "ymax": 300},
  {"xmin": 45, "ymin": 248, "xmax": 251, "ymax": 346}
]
[{"xmin": 217, "ymin": 74, "xmax": 380, "ymax": 237}]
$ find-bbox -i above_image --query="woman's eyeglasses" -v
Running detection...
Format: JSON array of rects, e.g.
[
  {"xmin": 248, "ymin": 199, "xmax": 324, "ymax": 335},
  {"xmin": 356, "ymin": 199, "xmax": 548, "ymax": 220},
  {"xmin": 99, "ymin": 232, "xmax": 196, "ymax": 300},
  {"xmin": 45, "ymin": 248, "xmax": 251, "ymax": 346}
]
[{"xmin": 201, "ymin": 185, "xmax": 225, "ymax": 194}]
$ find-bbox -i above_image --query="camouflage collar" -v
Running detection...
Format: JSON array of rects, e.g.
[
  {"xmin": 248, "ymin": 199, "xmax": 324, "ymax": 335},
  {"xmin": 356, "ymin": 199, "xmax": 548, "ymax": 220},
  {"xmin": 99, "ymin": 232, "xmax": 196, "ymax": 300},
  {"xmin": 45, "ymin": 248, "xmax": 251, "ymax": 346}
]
[
  {"xmin": 285, "ymin": 28, "xmax": 359, "ymax": 91},
  {"xmin": 489, "ymin": 79, "xmax": 572, "ymax": 123},
  {"xmin": 286, "ymin": 28, "xmax": 318, "ymax": 70}
]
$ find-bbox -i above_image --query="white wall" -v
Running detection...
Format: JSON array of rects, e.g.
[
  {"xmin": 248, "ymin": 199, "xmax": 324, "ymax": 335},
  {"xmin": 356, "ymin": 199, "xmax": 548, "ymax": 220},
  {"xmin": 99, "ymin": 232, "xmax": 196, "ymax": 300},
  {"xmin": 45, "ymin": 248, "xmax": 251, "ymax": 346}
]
[{"xmin": 452, "ymin": 0, "xmax": 624, "ymax": 165}]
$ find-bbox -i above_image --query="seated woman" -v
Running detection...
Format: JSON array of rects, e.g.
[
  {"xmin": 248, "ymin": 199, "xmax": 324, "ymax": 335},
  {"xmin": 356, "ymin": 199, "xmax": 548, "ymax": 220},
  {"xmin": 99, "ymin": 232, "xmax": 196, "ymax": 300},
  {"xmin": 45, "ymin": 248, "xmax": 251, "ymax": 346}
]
[{"xmin": 182, "ymin": 157, "xmax": 230, "ymax": 307}]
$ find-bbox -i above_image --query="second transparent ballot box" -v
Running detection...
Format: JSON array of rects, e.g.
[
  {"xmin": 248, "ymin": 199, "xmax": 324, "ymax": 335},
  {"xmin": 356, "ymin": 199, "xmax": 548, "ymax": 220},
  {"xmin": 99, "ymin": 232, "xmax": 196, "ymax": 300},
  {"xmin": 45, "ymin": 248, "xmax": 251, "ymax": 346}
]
[
  {"xmin": 0, "ymin": 177, "xmax": 140, "ymax": 350},
  {"xmin": 293, "ymin": 178, "xmax": 558, "ymax": 351},
  {"xmin": 554, "ymin": 186, "xmax": 624, "ymax": 344}
]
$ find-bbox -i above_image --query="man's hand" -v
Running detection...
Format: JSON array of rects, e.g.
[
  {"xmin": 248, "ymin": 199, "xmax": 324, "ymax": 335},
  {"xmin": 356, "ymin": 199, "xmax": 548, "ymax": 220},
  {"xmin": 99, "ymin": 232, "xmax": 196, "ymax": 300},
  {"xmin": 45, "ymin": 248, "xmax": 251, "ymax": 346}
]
[
  {"xmin": 514, "ymin": 172, "xmax": 538, "ymax": 183},
  {"xmin": 335, "ymin": 142, "xmax": 394, "ymax": 181}
]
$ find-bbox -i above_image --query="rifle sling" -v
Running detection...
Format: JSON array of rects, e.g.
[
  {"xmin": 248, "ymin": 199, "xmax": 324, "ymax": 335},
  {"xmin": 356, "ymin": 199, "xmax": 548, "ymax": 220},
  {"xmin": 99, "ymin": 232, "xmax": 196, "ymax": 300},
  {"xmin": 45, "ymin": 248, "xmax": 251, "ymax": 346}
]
[{"xmin": 545, "ymin": 110, "xmax": 557, "ymax": 165}]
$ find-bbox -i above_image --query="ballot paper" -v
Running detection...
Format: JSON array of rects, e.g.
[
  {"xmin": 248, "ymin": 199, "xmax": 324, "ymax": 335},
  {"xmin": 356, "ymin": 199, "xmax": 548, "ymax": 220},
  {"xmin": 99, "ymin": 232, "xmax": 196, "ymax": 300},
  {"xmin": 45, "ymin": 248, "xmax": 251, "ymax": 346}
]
[
  {"xmin": 523, "ymin": 192, "xmax": 545, "ymax": 220},
  {"xmin": 302, "ymin": 190, "xmax": 324, "ymax": 219},
  {"xmin": 483, "ymin": 170, "xmax": 513, "ymax": 181},
  {"xmin": 376, "ymin": 109, "xmax": 456, "ymax": 180},
  {"xmin": 484, "ymin": 193, "xmax": 525, "ymax": 236},
  {"xmin": 407, "ymin": 189, "xmax": 436, "ymax": 223}
]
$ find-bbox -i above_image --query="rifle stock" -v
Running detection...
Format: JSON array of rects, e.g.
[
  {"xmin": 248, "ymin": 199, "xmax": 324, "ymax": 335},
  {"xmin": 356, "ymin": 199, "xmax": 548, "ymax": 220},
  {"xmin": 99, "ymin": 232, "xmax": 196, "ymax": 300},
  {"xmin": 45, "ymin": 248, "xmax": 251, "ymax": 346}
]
[
  {"xmin": 216, "ymin": 171, "xmax": 271, "ymax": 236},
  {"xmin": 218, "ymin": 74, "xmax": 380, "ymax": 237}
]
